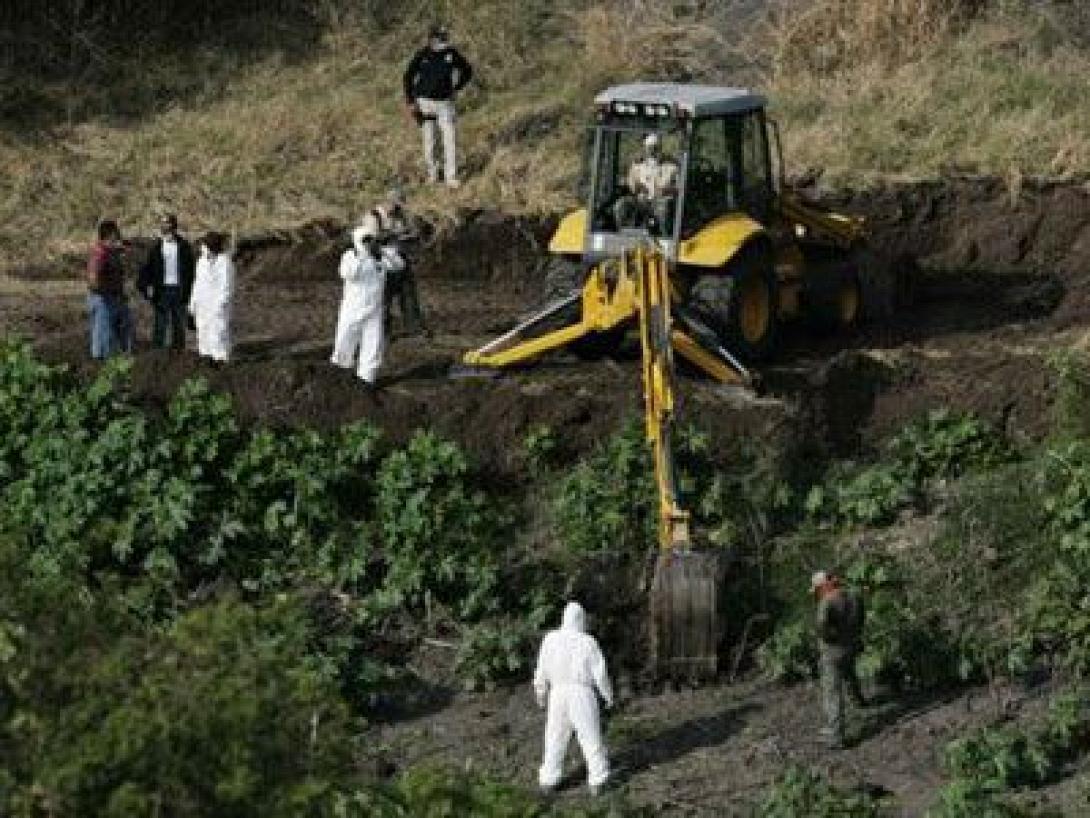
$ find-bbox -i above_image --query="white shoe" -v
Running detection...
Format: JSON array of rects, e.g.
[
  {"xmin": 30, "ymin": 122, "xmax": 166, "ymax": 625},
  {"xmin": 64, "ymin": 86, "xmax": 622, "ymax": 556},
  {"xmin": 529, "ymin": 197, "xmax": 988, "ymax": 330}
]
[{"xmin": 446, "ymin": 178, "xmax": 461, "ymax": 189}]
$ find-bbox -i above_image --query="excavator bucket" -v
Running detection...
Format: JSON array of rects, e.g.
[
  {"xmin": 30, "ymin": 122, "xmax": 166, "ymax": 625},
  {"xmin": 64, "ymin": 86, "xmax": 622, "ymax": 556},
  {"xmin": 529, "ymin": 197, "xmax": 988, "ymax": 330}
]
[{"xmin": 650, "ymin": 549, "xmax": 725, "ymax": 680}]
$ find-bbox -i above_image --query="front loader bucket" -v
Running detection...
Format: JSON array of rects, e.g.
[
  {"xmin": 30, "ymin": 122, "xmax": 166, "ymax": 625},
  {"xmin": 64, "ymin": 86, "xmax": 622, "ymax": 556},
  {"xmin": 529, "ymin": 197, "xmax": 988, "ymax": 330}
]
[{"xmin": 650, "ymin": 548, "xmax": 725, "ymax": 681}]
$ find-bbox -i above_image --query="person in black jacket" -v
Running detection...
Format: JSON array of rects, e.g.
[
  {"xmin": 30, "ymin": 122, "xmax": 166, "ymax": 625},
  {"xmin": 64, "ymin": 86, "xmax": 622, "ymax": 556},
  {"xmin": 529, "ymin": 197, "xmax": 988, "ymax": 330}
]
[
  {"xmin": 403, "ymin": 25, "xmax": 473, "ymax": 187},
  {"xmin": 138, "ymin": 213, "xmax": 196, "ymax": 351}
]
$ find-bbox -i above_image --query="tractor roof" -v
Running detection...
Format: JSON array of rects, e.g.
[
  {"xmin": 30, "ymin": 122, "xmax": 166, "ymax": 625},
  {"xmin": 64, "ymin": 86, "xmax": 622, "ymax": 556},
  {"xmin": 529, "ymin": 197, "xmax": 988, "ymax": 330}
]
[{"xmin": 596, "ymin": 83, "xmax": 766, "ymax": 117}]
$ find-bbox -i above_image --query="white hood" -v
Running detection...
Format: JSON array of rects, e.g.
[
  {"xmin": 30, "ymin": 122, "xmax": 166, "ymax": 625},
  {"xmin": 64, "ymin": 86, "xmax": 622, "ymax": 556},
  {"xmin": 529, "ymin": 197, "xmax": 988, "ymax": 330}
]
[
  {"xmin": 561, "ymin": 601, "xmax": 586, "ymax": 633},
  {"xmin": 351, "ymin": 226, "xmax": 369, "ymax": 256}
]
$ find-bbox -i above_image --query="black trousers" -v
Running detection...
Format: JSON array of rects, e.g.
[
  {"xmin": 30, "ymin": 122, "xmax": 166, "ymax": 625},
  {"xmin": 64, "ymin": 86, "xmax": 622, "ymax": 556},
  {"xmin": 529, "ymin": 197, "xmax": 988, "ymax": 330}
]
[{"xmin": 152, "ymin": 286, "xmax": 186, "ymax": 350}]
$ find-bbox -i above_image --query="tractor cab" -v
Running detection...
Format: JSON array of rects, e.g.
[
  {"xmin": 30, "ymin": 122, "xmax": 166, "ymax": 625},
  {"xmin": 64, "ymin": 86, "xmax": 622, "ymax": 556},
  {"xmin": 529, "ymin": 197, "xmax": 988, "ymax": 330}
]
[{"xmin": 566, "ymin": 83, "xmax": 777, "ymax": 264}]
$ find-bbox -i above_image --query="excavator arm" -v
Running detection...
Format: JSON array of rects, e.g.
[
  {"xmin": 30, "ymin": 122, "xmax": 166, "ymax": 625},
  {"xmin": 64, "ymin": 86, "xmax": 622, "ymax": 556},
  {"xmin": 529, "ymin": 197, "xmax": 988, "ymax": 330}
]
[{"xmin": 633, "ymin": 247, "xmax": 723, "ymax": 681}]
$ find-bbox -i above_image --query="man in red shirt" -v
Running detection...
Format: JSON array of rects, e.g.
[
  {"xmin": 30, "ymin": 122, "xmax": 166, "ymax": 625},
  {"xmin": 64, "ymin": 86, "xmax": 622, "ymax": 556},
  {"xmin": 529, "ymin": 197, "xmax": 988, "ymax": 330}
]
[{"xmin": 87, "ymin": 219, "xmax": 133, "ymax": 360}]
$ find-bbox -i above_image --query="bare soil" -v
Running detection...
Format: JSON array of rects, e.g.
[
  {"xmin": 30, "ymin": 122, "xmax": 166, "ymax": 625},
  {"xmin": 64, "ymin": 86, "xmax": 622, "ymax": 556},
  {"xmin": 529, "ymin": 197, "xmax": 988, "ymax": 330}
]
[{"xmin": 4, "ymin": 174, "xmax": 1090, "ymax": 814}]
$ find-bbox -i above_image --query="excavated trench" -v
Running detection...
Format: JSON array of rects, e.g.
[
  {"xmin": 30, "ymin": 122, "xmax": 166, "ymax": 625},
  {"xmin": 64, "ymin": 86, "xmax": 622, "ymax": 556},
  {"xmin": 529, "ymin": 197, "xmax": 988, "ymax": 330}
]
[{"xmin": 4, "ymin": 175, "xmax": 1090, "ymax": 475}]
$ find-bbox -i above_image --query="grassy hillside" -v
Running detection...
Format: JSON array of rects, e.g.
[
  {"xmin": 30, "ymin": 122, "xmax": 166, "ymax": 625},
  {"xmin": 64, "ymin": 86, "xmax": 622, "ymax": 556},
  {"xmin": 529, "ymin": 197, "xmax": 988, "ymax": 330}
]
[{"xmin": 0, "ymin": 0, "xmax": 1088, "ymax": 270}]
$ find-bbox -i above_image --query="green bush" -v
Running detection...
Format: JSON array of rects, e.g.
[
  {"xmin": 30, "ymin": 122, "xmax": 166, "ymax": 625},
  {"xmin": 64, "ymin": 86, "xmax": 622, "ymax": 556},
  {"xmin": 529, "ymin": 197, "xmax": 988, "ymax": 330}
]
[
  {"xmin": 806, "ymin": 410, "xmax": 1013, "ymax": 529},
  {"xmin": 938, "ymin": 693, "xmax": 1090, "ymax": 812},
  {"xmin": 756, "ymin": 621, "xmax": 817, "ymax": 682},
  {"xmin": 757, "ymin": 766, "xmax": 884, "ymax": 817},
  {"xmin": 334, "ymin": 766, "xmax": 647, "ymax": 817},
  {"xmin": 374, "ymin": 430, "xmax": 501, "ymax": 622},
  {"xmin": 16, "ymin": 596, "xmax": 360, "ymax": 818},
  {"xmin": 554, "ymin": 422, "xmax": 656, "ymax": 556}
]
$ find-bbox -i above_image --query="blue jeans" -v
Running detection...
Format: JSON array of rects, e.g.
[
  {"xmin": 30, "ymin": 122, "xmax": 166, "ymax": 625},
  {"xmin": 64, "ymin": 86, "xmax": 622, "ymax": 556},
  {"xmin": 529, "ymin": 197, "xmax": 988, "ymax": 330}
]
[{"xmin": 88, "ymin": 293, "xmax": 133, "ymax": 360}]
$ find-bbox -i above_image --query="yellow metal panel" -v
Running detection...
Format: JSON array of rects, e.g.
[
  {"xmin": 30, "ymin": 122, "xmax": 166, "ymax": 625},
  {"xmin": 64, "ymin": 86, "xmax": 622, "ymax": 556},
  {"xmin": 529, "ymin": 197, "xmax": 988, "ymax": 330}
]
[
  {"xmin": 678, "ymin": 213, "xmax": 766, "ymax": 268},
  {"xmin": 547, "ymin": 208, "xmax": 588, "ymax": 255}
]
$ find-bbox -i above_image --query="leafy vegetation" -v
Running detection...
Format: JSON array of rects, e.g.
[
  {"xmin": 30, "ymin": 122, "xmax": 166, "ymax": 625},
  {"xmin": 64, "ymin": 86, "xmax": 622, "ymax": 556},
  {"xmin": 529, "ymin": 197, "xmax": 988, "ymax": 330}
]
[
  {"xmin": 757, "ymin": 767, "xmax": 885, "ymax": 817},
  {"xmin": 932, "ymin": 694, "xmax": 1090, "ymax": 816},
  {"xmin": 0, "ymin": 341, "xmax": 643, "ymax": 813},
  {"xmin": 805, "ymin": 409, "xmax": 1013, "ymax": 527}
]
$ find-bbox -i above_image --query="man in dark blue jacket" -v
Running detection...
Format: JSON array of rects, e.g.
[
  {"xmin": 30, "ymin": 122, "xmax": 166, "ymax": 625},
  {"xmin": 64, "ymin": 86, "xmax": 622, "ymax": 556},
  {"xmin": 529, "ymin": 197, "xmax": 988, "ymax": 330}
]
[
  {"xmin": 138, "ymin": 214, "xmax": 196, "ymax": 351},
  {"xmin": 403, "ymin": 25, "xmax": 473, "ymax": 188}
]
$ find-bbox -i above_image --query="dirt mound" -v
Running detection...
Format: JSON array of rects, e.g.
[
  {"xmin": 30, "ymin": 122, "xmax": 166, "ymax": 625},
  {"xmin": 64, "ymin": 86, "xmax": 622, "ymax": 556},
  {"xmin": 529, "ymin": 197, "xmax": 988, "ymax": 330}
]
[{"xmin": 809, "ymin": 174, "xmax": 1090, "ymax": 326}]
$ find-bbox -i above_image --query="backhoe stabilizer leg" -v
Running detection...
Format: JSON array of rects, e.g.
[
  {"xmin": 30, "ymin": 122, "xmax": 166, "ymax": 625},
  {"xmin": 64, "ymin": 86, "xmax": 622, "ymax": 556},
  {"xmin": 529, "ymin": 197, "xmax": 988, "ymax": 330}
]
[{"xmin": 460, "ymin": 292, "xmax": 592, "ymax": 369}]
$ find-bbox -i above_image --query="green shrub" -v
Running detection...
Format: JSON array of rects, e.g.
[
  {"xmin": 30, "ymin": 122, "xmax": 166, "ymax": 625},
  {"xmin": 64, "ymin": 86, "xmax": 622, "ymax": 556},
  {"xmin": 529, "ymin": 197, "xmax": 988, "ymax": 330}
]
[
  {"xmin": 554, "ymin": 422, "xmax": 656, "ymax": 556},
  {"xmin": 939, "ymin": 693, "xmax": 1090, "ymax": 809},
  {"xmin": 886, "ymin": 409, "xmax": 1013, "ymax": 484},
  {"xmin": 374, "ymin": 430, "xmax": 501, "ymax": 622},
  {"xmin": 757, "ymin": 766, "xmax": 884, "ymax": 817},
  {"xmin": 22, "ymin": 597, "xmax": 360, "ymax": 818},
  {"xmin": 523, "ymin": 424, "xmax": 559, "ymax": 477},
  {"xmin": 756, "ymin": 621, "xmax": 817, "ymax": 682},
  {"xmin": 806, "ymin": 410, "xmax": 1013, "ymax": 529},
  {"xmin": 929, "ymin": 779, "xmax": 1033, "ymax": 818},
  {"xmin": 334, "ymin": 765, "xmax": 647, "ymax": 817}
]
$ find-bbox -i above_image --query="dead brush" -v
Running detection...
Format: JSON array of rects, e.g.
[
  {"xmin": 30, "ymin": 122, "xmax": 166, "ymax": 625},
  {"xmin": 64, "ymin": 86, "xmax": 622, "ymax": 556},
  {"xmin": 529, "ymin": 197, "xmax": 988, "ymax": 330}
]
[
  {"xmin": 567, "ymin": 2, "xmax": 732, "ymax": 86},
  {"xmin": 762, "ymin": 0, "xmax": 984, "ymax": 76}
]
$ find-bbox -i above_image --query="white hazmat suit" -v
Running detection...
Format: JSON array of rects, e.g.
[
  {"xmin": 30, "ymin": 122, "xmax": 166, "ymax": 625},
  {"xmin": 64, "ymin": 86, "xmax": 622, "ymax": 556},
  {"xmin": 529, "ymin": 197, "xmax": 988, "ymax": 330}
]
[
  {"xmin": 331, "ymin": 228, "xmax": 404, "ymax": 384},
  {"xmin": 188, "ymin": 248, "xmax": 235, "ymax": 362},
  {"xmin": 534, "ymin": 601, "xmax": 613, "ymax": 791}
]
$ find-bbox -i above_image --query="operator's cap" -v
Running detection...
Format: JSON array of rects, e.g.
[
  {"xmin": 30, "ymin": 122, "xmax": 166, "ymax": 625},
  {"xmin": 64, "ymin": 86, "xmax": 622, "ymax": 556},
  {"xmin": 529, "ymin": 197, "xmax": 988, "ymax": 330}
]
[
  {"xmin": 810, "ymin": 570, "xmax": 829, "ymax": 592},
  {"xmin": 644, "ymin": 132, "xmax": 660, "ymax": 149}
]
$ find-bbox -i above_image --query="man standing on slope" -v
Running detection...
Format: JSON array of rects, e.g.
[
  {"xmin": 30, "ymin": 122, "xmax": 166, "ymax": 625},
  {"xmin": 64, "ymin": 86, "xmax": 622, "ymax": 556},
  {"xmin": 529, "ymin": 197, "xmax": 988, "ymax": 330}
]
[
  {"xmin": 534, "ymin": 601, "xmax": 613, "ymax": 796},
  {"xmin": 87, "ymin": 219, "xmax": 134, "ymax": 360},
  {"xmin": 812, "ymin": 570, "xmax": 867, "ymax": 749},
  {"xmin": 139, "ymin": 213, "xmax": 196, "ymax": 351},
  {"xmin": 403, "ymin": 24, "xmax": 473, "ymax": 188}
]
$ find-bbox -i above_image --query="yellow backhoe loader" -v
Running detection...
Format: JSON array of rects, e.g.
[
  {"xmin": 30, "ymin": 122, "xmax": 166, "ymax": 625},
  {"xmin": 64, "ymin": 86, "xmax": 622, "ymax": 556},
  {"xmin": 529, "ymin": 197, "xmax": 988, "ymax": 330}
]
[{"xmin": 461, "ymin": 84, "xmax": 886, "ymax": 679}]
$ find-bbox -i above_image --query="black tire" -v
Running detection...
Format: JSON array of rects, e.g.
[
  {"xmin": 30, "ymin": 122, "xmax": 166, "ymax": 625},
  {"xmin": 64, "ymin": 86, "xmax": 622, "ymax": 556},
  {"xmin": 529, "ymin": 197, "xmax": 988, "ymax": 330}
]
[{"xmin": 689, "ymin": 243, "xmax": 779, "ymax": 362}]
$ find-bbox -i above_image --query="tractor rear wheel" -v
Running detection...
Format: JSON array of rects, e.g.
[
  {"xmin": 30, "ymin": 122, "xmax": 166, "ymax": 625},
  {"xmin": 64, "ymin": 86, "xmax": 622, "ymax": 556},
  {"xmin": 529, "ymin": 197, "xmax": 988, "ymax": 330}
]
[{"xmin": 690, "ymin": 243, "xmax": 779, "ymax": 362}]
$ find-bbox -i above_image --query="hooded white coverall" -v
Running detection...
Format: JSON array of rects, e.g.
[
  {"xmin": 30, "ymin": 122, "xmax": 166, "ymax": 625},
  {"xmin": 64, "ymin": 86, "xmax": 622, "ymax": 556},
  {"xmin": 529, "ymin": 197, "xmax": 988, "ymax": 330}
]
[
  {"xmin": 188, "ymin": 249, "xmax": 235, "ymax": 362},
  {"xmin": 331, "ymin": 228, "xmax": 404, "ymax": 383},
  {"xmin": 534, "ymin": 601, "xmax": 614, "ymax": 790}
]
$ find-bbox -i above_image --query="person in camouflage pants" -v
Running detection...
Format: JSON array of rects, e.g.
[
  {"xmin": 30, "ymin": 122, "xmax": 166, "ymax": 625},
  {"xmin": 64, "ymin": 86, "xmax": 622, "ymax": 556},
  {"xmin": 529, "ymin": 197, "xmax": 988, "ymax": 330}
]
[{"xmin": 812, "ymin": 570, "xmax": 867, "ymax": 748}]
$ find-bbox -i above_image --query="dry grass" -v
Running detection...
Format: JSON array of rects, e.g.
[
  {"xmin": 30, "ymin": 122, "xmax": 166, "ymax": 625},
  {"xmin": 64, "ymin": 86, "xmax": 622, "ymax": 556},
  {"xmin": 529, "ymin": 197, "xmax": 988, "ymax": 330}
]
[{"xmin": 1, "ymin": 0, "xmax": 1088, "ymax": 271}]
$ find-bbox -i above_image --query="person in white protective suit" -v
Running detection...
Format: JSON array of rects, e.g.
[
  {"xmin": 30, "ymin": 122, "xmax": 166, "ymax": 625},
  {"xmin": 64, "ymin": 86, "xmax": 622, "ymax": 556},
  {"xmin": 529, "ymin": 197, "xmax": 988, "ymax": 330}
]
[
  {"xmin": 188, "ymin": 231, "xmax": 235, "ymax": 363},
  {"xmin": 330, "ymin": 226, "xmax": 405, "ymax": 386},
  {"xmin": 533, "ymin": 601, "xmax": 614, "ymax": 796}
]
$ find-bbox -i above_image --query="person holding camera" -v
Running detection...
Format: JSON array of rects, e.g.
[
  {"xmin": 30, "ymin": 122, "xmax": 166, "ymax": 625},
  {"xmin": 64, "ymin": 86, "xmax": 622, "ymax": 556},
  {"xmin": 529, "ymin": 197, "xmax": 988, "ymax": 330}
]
[
  {"xmin": 402, "ymin": 24, "xmax": 473, "ymax": 188},
  {"xmin": 331, "ymin": 224, "xmax": 405, "ymax": 387},
  {"xmin": 359, "ymin": 188, "xmax": 426, "ymax": 336}
]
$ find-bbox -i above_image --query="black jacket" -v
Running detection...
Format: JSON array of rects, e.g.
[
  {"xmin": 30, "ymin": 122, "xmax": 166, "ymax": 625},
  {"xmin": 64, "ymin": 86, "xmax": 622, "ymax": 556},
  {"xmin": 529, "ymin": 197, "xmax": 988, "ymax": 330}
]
[
  {"xmin": 138, "ymin": 235, "xmax": 196, "ymax": 303},
  {"xmin": 403, "ymin": 45, "xmax": 473, "ymax": 102}
]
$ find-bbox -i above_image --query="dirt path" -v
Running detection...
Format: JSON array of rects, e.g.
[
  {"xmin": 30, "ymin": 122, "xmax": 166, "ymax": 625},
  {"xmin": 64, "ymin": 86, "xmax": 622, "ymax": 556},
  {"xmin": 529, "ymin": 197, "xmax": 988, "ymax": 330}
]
[{"xmin": 374, "ymin": 652, "xmax": 1074, "ymax": 816}]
